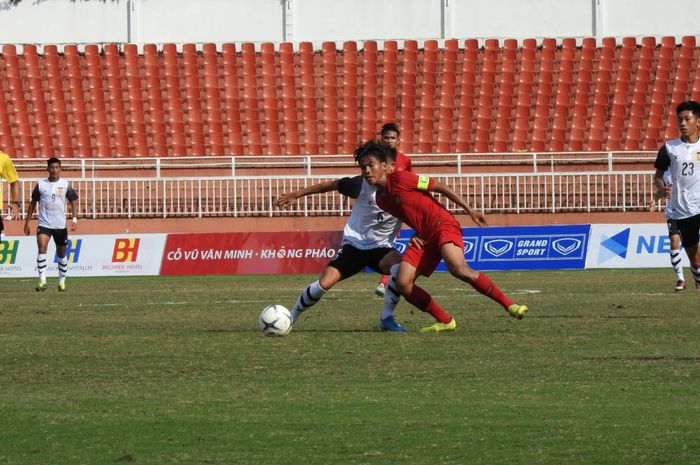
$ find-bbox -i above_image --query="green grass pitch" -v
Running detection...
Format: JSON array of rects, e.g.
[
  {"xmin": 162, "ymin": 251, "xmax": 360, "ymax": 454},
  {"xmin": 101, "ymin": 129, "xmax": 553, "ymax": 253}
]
[{"xmin": 0, "ymin": 269, "xmax": 698, "ymax": 465}]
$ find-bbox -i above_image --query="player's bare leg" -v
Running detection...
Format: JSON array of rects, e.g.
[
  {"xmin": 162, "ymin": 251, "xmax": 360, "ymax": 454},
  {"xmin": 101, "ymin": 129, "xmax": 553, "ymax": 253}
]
[
  {"xmin": 441, "ymin": 242, "xmax": 528, "ymax": 319},
  {"xmin": 376, "ymin": 247, "xmax": 402, "ymax": 297},
  {"xmin": 289, "ymin": 266, "xmax": 341, "ymax": 322},
  {"xmin": 394, "ymin": 261, "xmax": 456, "ymax": 332}
]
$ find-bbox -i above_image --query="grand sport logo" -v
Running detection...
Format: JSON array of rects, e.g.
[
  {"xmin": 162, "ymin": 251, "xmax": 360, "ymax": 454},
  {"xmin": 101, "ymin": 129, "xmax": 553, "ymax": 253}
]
[
  {"xmin": 479, "ymin": 235, "xmax": 586, "ymax": 261},
  {"xmin": 551, "ymin": 238, "xmax": 582, "ymax": 256},
  {"xmin": 393, "ymin": 226, "xmax": 590, "ymax": 271},
  {"xmin": 484, "ymin": 239, "xmax": 514, "ymax": 257}
]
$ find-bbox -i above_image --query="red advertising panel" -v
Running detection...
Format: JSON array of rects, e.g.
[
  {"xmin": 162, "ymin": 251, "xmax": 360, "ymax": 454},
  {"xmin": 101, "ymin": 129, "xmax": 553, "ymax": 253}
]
[{"xmin": 160, "ymin": 231, "xmax": 344, "ymax": 275}]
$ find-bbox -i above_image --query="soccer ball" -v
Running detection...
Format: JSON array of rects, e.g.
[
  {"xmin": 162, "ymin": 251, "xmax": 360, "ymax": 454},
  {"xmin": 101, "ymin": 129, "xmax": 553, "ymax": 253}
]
[{"xmin": 259, "ymin": 304, "xmax": 292, "ymax": 336}]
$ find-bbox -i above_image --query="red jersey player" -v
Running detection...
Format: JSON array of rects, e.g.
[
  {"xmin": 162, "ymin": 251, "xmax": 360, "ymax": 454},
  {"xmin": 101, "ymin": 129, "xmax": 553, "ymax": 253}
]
[
  {"xmin": 381, "ymin": 122, "xmax": 411, "ymax": 172},
  {"xmin": 374, "ymin": 123, "xmax": 411, "ymax": 297},
  {"xmin": 356, "ymin": 140, "xmax": 528, "ymax": 332}
]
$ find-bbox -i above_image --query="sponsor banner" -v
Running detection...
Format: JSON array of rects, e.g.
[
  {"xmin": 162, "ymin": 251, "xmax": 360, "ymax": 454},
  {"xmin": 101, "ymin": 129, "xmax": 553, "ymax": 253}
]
[
  {"xmin": 160, "ymin": 231, "xmax": 343, "ymax": 275},
  {"xmin": 0, "ymin": 234, "xmax": 166, "ymax": 278},
  {"xmin": 586, "ymin": 223, "xmax": 689, "ymax": 268},
  {"xmin": 394, "ymin": 224, "xmax": 590, "ymax": 271}
]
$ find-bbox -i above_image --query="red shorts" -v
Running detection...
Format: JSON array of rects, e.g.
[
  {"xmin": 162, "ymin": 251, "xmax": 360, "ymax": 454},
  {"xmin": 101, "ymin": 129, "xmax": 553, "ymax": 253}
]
[{"xmin": 402, "ymin": 222, "xmax": 464, "ymax": 277}]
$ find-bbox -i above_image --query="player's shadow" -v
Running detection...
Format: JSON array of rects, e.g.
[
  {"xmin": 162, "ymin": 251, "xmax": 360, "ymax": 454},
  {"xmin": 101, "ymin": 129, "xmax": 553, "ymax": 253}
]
[
  {"xmin": 284, "ymin": 328, "xmax": 382, "ymax": 333},
  {"xmin": 531, "ymin": 315, "xmax": 658, "ymax": 319},
  {"xmin": 204, "ymin": 328, "xmax": 380, "ymax": 333},
  {"xmin": 582, "ymin": 355, "xmax": 700, "ymax": 362}
]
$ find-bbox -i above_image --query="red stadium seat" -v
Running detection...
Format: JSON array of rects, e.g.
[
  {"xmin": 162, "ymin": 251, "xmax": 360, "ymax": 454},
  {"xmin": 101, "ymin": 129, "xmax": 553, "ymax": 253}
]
[
  {"xmin": 606, "ymin": 128, "xmax": 622, "ymax": 150},
  {"xmin": 1, "ymin": 37, "xmax": 695, "ymax": 159}
]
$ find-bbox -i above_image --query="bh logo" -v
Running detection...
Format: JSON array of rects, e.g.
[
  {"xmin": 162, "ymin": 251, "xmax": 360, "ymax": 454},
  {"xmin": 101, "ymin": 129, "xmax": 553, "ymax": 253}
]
[
  {"xmin": 54, "ymin": 239, "xmax": 82, "ymax": 263},
  {"xmin": 112, "ymin": 238, "xmax": 140, "ymax": 262},
  {"xmin": 0, "ymin": 239, "xmax": 19, "ymax": 264}
]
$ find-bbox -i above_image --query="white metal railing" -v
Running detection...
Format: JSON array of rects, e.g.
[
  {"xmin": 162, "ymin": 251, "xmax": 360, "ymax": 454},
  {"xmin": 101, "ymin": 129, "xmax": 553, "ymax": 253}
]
[
  {"xmin": 3, "ymin": 170, "xmax": 659, "ymax": 219},
  {"xmin": 10, "ymin": 151, "xmax": 656, "ymax": 177}
]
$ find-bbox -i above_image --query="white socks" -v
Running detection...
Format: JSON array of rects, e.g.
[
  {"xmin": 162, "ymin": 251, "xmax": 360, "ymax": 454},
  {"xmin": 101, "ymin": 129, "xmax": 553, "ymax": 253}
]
[
  {"xmin": 58, "ymin": 256, "xmax": 68, "ymax": 285},
  {"xmin": 37, "ymin": 253, "xmax": 47, "ymax": 282},
  {"xmin": 670, "ymin": 249, "xmax": 684, "ymax": 280},
  {"xmin": 692, "ymin": 267, "xmax": 700, "ymax": 286},
  {"xmin": 291, "ymin": 280, "xmax": 327, "ymax": 322},
  {"xmin": 381, "ymin": 263, "xmax": 401, "ymax": 320}
]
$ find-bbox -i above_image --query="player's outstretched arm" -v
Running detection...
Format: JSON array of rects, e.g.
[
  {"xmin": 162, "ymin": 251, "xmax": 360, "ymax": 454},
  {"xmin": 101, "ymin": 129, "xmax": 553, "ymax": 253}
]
[
  {"xmin": 274, "ymin": 179, "xmax": 340, "ymax": 208},
  {"xmin": 431, "ymin": 180, "xmax": 488, "ymax": 227}
]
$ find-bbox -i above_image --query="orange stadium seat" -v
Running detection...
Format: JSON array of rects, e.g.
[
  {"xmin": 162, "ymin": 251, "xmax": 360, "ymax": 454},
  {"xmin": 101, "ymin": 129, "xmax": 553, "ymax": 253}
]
[
  {"xmin": 0, "ymin": 38, "xmax": 696, "ymax": 158},
  {"xmin": 605, "ymin": 127, "xmax": 622, "ymax": 150},
  {"xmin": 341, "ymin": 81, "xmax": 359, "ymax": 150},
  {"xmin": 296, "ymin": 42, "xmax": 319, "ymax": 154}
]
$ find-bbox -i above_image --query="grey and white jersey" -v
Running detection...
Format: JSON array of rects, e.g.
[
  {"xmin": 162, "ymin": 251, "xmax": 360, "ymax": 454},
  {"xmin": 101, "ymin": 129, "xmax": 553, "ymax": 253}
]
[
  {"xmin": 654, "ymin": 138, "xmax": 700, "ymax": 220},
  {"xmin": 31, "ymin": 178, "xmax": 78, "ymax": 229},
  {"xmin": 338, "ymin": 176, "xmax": 401, "ymax": 250}
]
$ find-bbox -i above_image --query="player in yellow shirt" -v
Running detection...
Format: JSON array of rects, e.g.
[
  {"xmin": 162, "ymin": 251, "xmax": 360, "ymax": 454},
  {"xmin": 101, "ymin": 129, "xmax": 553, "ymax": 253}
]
[{"xmin": 0, "ymin": 151, "xmax": 21, "ymax": 240}]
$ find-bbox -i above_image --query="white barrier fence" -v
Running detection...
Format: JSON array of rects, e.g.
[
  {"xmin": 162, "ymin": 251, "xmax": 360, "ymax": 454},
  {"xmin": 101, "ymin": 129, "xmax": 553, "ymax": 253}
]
[
  {"xmin": 10, "ymin": 151, "xmax": 655, "ymax": 177},
  {"xmin": 3, "ymin": 170, "xmax": 658, "ymax": 219}
]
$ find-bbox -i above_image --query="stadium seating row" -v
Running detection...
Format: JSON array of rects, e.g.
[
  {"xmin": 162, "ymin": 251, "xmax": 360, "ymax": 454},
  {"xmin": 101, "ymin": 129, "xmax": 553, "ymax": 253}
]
[{"xmin": 0, "ymin": 36, "xmax": 698, "ymax": 157}]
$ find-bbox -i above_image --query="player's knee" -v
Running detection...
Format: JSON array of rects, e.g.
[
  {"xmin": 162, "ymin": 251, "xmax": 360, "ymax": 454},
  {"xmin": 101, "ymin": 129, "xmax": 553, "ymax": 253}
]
[
  {"xmin": 448, "ymin": 264, "xmax": 477, "ymax": 282},
  {"xmin": 318, "ymin": 277, "xmax": 337, "ymax": 290},
  {"xmin": 690, "ymin": 255, "xmax": 700, "ymax": 269},
  {"xmin": 394, "ymin": 277, "xmax": 412, "ymax": 296}
]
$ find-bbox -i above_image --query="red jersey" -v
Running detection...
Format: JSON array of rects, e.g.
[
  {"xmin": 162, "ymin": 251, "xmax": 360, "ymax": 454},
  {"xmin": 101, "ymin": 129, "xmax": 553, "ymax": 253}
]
[
  {"xmin": 395, "ymin": 151, "xmax": 412, "ymax": 172},
  {"xmin": 376, "ymin": 170, "xmax": 459, "ymax": 242}
]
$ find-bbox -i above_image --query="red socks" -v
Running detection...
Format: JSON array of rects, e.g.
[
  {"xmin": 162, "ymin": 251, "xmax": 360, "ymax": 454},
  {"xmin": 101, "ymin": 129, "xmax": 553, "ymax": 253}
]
[
  {"xmin": 471, "ymin": 273, "xmax": 513, "ymax": 310},
  {"xmin": 405, "ymin": 285, "xmax": 453, "ymax": 323},
  {"xmin": 401, "ymin": 273, "xmax": 512, "ymax": 322},
  {"xmin": 378, "ymin": 274, "xmax": 390, "ymax": 286}
]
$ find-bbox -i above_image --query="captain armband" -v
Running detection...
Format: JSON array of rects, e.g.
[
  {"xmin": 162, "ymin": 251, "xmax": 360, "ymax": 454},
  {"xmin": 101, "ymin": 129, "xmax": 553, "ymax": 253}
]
[{"xmin": 416, "ymin": 176, "xmax": 430, "ymax": 191}]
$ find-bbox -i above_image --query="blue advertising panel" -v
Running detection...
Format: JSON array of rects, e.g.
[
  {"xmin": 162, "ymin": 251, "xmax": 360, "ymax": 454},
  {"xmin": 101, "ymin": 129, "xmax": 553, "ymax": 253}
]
[{"xmin": 393, "ymin": 224, "xmax": 591, "ymax": 271}]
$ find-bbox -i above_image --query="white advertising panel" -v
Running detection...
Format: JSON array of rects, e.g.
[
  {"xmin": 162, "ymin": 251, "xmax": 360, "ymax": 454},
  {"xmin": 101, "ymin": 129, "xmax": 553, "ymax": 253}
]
[
  {"xmin": 0, "ymin": 234, "xmax": 167, "ymax": 278},
  {"xmin": 586, "ymin": 224, "xmax": 690, "ymax": 269}
]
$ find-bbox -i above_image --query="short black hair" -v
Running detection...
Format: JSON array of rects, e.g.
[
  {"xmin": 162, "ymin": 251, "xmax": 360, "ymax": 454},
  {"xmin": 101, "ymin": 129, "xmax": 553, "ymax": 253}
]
[
  {"xmin": 380, "ymin": 122, "xmax": 400, "ymax": 137},
  {"xmin": 676, "ymin": 101, "xmax": 700, "ymax": 118},
  {"xmin": 354, "ymin": 140, "xmax": 396, "ymax": 164},
  {"xmin": 47, "ymin": 157, "xmax": 61, "ymax": 167}
]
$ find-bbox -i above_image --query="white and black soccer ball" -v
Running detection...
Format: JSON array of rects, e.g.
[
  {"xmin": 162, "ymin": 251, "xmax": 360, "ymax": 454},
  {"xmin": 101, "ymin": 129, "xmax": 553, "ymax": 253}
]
[{"xmin": 259, "ymin": 304, "xmax": 292, "ymax": 336}]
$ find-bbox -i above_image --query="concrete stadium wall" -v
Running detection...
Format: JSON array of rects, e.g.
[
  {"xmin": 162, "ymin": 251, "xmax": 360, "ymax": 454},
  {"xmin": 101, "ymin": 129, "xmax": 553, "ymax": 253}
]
[{"xmin": 0, "ymin": 0, "xmax": 697, "ymax": 45}]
